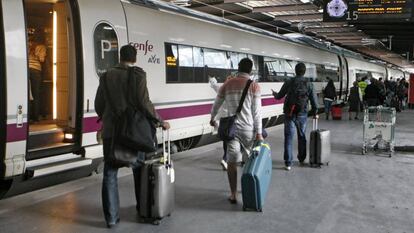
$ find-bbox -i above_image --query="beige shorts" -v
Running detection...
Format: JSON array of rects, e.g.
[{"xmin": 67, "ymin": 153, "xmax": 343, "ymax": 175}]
[{"xmin": 226, "ymin": 131, "xmax": 254, "ymax": 163}]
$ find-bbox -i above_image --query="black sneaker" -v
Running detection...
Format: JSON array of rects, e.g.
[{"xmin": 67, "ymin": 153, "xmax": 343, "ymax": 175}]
[{"xmin": 299, "ymin": 161, "xmax": 306, "ymax": 167}]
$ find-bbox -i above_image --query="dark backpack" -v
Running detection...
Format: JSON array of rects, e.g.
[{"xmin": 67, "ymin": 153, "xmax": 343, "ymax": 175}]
[{"xmin": 287, "ymin": 78, "xmax": 309, "ymax": 116}]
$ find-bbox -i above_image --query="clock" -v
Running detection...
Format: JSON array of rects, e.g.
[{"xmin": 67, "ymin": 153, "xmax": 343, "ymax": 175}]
[{"xmin": 326, "ymin": 0, "xmax": 348, "ymax": 18}]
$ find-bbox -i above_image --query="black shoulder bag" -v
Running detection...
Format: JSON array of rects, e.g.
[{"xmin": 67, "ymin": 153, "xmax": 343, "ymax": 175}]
[
  {"xmin": 218, "ymin": 79, "xmax": 253, "ymax": 141},
  {"xmin": 102, "ymin": 68, "xmax": 157, "ymax": 153}
]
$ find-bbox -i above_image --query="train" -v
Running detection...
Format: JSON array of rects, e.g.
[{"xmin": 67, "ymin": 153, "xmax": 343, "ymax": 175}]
[{"xmin": 0, "ymin": 0, "xmax": 409, "ymax": 198}]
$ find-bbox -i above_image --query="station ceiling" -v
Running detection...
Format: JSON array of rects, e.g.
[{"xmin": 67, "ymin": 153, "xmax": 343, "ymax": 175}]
[{"xmin": 171, "ymin": 0, "xmax": 414, "ymax": 71}]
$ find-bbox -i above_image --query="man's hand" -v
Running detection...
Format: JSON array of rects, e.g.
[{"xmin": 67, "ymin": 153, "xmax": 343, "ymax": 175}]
[
  {"xmin": 256, "ymin": 134, "xmax": 264, "ymax": 141},
  {"xmin": 161, "ymin": 122, "xmax": 170, "ymax": 130},
  {"xmin": 210, "ymin": 119, "xmax": 217, "ymax": 127},
  {"xmin": 271, "ymin": 89, "xmax": 278, "ymax": 98}
]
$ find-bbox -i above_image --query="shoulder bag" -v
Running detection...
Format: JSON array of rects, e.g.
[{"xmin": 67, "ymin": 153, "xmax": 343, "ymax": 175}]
[{"xmin": 102, "ymin": 68, "xmax": 157, "ymax": 154}]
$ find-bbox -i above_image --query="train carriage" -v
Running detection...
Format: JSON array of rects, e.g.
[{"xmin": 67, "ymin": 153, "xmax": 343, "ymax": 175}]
[{"xmin": 0, "ymin": 0, "xmax": 403, "ymax": 198}]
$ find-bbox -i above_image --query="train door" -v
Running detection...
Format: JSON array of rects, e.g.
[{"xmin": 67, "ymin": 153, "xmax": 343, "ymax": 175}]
[
  {"xmin": 24, "ymin": 0, "xmax": 81, "ymax": 160},
  {"xmin": 0, "ymin": 1, "xmax": 6, "ymax": 177}
]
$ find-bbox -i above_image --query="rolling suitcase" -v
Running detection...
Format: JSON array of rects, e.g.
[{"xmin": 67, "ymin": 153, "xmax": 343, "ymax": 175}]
[
  {"xmin": 309, "ymin": 118, "xmax": 331, "ymax": 167},
  {"xmin": 331, "ymin": 105, "xmax": 342, "ymax": 120},
  {"xmin": 241, "ymin": 141, "xmax": 272, "ymax": 212},
  {"xmin": 139, "ymin": 130, "xmax": 175, "ymax": 225}
]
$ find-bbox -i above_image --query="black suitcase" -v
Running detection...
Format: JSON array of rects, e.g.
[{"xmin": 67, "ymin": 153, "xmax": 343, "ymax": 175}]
[
  {"xmin": 139, "ymin": 130, "xmax": 175, "ymax": 225},
  {"xmin": 309, "ymin": 118, "xmax": 331, "ymax": 167}
]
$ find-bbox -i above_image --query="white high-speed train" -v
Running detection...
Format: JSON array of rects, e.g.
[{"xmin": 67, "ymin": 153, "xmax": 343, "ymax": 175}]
[{"xmin": 0, "ymin": 0, "xmax": 408, "ymax": 197}]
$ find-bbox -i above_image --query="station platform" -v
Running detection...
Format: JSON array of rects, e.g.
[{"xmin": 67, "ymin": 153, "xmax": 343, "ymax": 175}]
[{"xmin": 0, "ymin": 110, "xmax": 413, "ymax": 233}]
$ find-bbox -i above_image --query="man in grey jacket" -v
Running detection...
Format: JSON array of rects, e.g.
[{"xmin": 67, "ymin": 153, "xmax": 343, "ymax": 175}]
[{"xmin": 95, "ymin": 44, "xmax": 169, "ymax": 228}]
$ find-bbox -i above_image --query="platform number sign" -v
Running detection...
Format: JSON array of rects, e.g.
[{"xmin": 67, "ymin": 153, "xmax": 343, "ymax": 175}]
[
  {"xmin": 94, "ymin": 23, "xmax": 119, "ymax": 78},
  {"xmin": 323, "ymin": 0, "xmax": 413, "ymax": 22}
]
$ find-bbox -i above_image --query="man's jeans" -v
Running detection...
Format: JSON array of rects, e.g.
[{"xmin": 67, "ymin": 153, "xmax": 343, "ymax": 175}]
[
  {"xmin": 102, "ymin": 139, "xmax": 144, "ymax": 225},
  {"xmin": 284, "ymin": 113, "xmax": 308, "ymax": 166}
]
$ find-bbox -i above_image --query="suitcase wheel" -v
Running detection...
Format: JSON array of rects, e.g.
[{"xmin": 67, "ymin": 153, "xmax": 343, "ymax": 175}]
[{"xmin": 257, "ymin": 208, "xmax": 262, "ymax": 212}]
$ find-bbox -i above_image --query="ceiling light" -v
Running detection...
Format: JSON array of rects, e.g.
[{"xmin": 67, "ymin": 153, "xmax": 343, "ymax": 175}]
[
  {"xmin": 318, "ymin": 9, "xmax": 323, "ymax": 13},
  {"xmin": 300, "ymin": 0, "xmax": 310, "ymax": 3}
]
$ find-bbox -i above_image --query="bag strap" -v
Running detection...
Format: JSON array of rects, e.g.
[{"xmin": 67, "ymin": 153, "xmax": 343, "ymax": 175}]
[{"xmin": 236, "ymin": 79, "xmax": 253, "ymax": 114}]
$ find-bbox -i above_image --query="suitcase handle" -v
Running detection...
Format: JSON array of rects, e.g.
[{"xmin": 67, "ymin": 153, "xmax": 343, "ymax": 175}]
[
  {"xmin": 162, "ymin": 129, "xmax": 171, "ymax": 168},
  {"xmin": 312, "ymin": 118, "xmax": 318, "ymax": 131}
]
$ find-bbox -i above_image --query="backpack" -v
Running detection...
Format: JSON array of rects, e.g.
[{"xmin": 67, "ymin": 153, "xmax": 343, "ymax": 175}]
[{"xmin": 287, "ymin": 78, "xmax": 309, "ymax": 116}]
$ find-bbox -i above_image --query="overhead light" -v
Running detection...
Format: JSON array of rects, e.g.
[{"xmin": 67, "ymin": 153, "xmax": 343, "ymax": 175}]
[
  {"xmin": 220, "ymin": 44, "xmax": 232, "ymax": 48},
  {"xmin": 300, "ymin": 0, "xmax": 310, "ymax": 3},
  {"xmin": 318, "ymin": 9, "xmax": 324, "ymax": 13},
  {"xmin": 240, "ymin": 48, "xmax": 251, "ymax": 51},
  {"xmin": 53, "ymin": 11, "xmax": 57, "ymax": 120}
]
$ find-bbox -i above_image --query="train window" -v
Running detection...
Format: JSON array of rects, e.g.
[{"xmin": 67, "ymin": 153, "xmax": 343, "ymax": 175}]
[
  {"xmin": 166, "ymin": 44, "xmax": 178, "ymax": 82},
  {"xmin": 304, "ymin": 63, "xmax": 317, "ymax": 81},
  {"xmin": 178, "ymin": 45, "xmax": 194, "ymax": 82},
  {"xmin": 94, "ymin": 23, "xmax": 119, "ymax": 78},
  {"xmin": 193, "ymin": 47, "xmax": 205, "ymax": 82},
  {"xmin": 204, "ymin": 48, "xmax": 230, "ymax": 83},
  {"xmin": 229, "ymin": 52, "xmax": 239, "ymax": 70},
  {"xmin": 316, "ymin": 64, "xmax": 339, "ymax": 82}
]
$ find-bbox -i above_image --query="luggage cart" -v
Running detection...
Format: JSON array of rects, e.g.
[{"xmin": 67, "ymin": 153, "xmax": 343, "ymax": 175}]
[{"xmin": 362, "ymin": 106, "xmax": 396, "ymax": 157}]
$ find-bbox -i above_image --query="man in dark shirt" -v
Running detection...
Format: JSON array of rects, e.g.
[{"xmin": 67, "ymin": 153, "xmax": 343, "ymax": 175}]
[{"xmin": 273, "ymin": 63, "xmax": 318, "ymax": 171}]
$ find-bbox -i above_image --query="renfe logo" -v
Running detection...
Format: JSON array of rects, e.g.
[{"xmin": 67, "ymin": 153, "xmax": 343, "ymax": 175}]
[{"xmin": 130, "ymin": 40, "xmax": 153, "ymax": 55}]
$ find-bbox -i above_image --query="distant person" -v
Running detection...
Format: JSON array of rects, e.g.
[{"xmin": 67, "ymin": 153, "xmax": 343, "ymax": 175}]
[
  {"xmin": 95, "ymin": 45, "xmax": 170, "ymax": 228},
  {"xmin": 397, "ymin": 78, "xmax": 408, "ymax": 110},
  {"xmin": 377, "ymin": 78, "xmax": 386, "ymax": 105},
  {"xmin": 364, "ymin": 78, "xmax": 381, "ymax": 107},
  {"xmin": 348, "ymin": 81, "xmax": 362, "ymax": 120},
  {"xmin": 28, "ymin": 34, "xmax": 47, "ymax": 122},
  {"xmin": 272, "ymin": 62, "xmax": 318, "ymax": 171},
  {"xmin": 322, "ymin": 78, "xmax": 336, "ymax": 120},
  {"xmin": 210, "ymin": 58, "xmax": 263, "ymax": 204}
]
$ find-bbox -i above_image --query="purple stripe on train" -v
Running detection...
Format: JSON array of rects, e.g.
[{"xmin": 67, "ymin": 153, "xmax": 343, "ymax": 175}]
[
  {"xmin": 6, "ymin": 97, "xmax": 284, "ymax": 140},
  {"xmin": 6, "ymin": 123, "xmax": 28, "ymax": 142}
]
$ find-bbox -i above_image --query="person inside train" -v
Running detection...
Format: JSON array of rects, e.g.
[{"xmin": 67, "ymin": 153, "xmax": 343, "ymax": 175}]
[
  {"xmin": 28, "ymin": 33, "xmax": 47, "ymax": 122},
  {"xmin": 210, "ymin": 58, "xmax": 263, "ymax": 204},
  {"xmin": 272, "ymin": 62, "xmax": 318, "ymax": 171},
  {"xmin": 348, "ymin": 81, "xmax": 362, "ymax": 120},
  {"xmin": 95, "ymin": 44, "xmax": 170, "ymax": 228},
  {"xmin": 322, "ymin": 77, "xmax": 336, "ymax": 120},
  {"xmin": 364, "ymin": 78, "xmax": 381, "ymax": 107}
]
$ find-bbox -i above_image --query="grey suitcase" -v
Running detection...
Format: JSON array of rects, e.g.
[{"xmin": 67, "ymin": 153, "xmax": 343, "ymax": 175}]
[
  {"xmin": 139, "ymin": 130, "xmax": 175, "ymax": 225},
  {"xmin": 309, "ymin": 118, "xmax": 331, "ymax": 167}
]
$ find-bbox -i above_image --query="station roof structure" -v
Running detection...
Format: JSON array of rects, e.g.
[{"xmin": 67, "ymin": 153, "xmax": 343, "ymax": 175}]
[{"xmin": 168, "ymin": 0, "xmax": 414, "ymax": 71}]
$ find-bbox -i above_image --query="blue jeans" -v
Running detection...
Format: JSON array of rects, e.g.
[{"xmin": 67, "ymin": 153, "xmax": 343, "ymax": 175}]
[
  {"xmin": 102, "ymin": 140, "xmax": 143, "ymax": 225},
  {"xmin": 284, "ymin": 113, "xmax": 308, "ymax": 166},
  {"xmin": 324, "ymin": 99, "xmax": 333, "ymax": 117}
]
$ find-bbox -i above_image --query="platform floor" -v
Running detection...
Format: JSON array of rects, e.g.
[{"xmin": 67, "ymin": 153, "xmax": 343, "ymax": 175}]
[{"xmin": 1, "ymin": 110, "xmax": 414, "ymax": 233}]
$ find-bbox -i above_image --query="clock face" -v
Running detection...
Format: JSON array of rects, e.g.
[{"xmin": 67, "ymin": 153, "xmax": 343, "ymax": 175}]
[{"xmin": 327, "ymin": 0, "xmax": 348, "ymax": 18}]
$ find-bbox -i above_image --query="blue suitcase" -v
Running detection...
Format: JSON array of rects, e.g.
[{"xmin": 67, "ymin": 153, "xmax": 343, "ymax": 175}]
[{"xmin": 241, "ymin": 141, "xmax": 272, "ymax": 212}]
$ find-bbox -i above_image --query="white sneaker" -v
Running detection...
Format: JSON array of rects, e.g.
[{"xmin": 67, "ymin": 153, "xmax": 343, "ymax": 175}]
[
  {"xmin": 220, "ymin": 160, "xmax": 228, "ymax": 170},
  {"xmin": 284, "ymin": 166, "xmax": 291, "ymax": 171}
]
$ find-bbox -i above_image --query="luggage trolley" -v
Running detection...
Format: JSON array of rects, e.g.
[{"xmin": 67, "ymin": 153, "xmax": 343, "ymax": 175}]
[{"xmin": 362, "ymin": 106, "xmax": 396, "ymax": 157}]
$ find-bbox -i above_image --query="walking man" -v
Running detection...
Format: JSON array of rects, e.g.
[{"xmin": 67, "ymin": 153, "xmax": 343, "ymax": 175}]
[
  {"xmin": 272, "ymin": 62, "xmax": 318, "ymax": 171},
  {"xmin": 95, "ymin": 44, "xmax": 169, "ymax": 228},
  {"xmin": 210, "ymin": 58, "xmax": 263, "ymax": 204}
]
